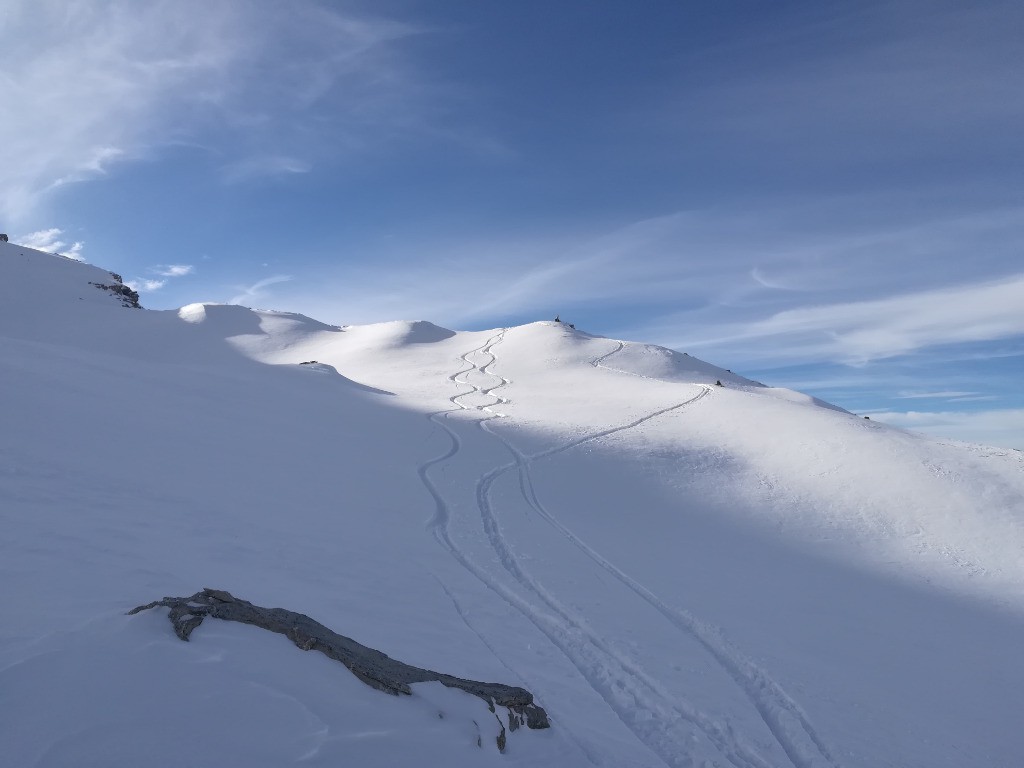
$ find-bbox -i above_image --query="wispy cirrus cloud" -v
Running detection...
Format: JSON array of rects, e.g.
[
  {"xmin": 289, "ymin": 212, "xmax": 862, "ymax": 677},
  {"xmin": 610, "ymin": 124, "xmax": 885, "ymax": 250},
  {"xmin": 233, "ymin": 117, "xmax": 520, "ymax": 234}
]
[
  {"xmin": 282, "ymin": 198, "xmax": 1024, "ymax": 350},
  {"xmin": 896, "ymin": 391, "xmax": 980, "ymax": 400},
  {"xmin": 229, "ymin": 275, "xmax": 293, "ymax": 307},
  {"xmin": 222, "ymin": 156, "xmax": 312, "ymax": 184},
  {"xmin": 276, "ymin": 212, "xmax": 693, "ymax": 325},
  {"xmin": 685, "ymin": 274, "xmax": 1024, "ymax": 365},
  {"xmin": 125, "ymin": 263, "xmax": 195, "ymax": 293},
  {"xmin": 0, "ymin": 1, "xmax": 422, "ymax": 221},
  {"xmin": 871, "ymin": 409, "xmax": 1024, "ymax": 450}
]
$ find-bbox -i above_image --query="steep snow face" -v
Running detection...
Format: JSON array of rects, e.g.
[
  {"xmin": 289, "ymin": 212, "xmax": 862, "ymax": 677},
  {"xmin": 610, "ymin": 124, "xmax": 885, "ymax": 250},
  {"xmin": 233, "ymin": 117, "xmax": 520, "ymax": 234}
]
[{"xmin": 3, "ymin": 247, "xmax": 1024, "ymax": 768}]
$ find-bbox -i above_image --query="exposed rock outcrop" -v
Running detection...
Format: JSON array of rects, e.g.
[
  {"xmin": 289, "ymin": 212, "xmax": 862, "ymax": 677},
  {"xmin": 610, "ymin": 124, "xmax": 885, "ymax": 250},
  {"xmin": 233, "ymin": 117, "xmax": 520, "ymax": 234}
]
[
  {"xmin": 89, "ymin": 275, "xmax": 141, "ymax": 308},
  {"xmin": 130, "ymin": 588, "xmax": 550, "ymax": 749}
]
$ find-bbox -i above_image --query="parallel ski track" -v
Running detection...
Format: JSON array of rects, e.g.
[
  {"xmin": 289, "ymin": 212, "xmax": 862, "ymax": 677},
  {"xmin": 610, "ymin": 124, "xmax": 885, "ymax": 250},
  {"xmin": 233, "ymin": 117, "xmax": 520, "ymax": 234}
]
[
  {"xmin": 434, "ymin": 575, "xmax": 606, "ymax": 767},
  {"xmin": 501, "ymin": 339, "xmax": 838, "ymax": 768},
  {"xmin": 419, "ymin": 331, "xmax": 774, "ymax": 768},
  {"xmin": 489, "ymin": 336, "xmax": 839, "ymax": 768}
]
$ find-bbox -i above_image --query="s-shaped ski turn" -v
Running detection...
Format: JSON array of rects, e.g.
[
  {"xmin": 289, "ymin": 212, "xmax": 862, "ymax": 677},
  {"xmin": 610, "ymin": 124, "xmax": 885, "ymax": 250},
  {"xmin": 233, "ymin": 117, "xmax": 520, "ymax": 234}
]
[{"xmin": 418, "ymin": 330, "xmax": 823, "ymax": 768}]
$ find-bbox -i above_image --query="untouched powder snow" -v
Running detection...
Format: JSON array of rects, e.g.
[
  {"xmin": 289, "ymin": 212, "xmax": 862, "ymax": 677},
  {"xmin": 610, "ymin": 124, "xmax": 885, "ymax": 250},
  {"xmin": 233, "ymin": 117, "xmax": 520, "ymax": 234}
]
[{"xmin": 2, "ymin": 241, "xmax": 1024, "ymax": 767}]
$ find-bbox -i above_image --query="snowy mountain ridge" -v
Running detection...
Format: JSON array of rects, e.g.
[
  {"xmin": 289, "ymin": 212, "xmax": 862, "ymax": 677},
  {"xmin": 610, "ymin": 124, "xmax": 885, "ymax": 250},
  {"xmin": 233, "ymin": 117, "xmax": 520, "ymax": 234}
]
[{"xmin": 2, "ymin": 240, "xmax": 1024, "ymax": 768}]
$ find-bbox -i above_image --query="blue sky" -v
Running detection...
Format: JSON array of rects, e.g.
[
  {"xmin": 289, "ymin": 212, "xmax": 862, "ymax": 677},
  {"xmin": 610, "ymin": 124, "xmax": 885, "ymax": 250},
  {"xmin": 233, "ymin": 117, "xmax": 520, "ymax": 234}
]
[{"xmin": 2, "ymin": 0, "xmax": 1022, "ymax": 448}]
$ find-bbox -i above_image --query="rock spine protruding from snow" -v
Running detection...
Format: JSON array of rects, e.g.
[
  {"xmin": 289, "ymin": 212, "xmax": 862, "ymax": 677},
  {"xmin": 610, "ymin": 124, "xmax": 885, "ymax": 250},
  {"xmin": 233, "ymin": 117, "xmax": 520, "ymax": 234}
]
[
  {"xmin": 129, "ymin": 588, "xmax": 550, "ymax": 749},
  {"xmin": 89, "ymin": 272, "xmax": 141, "ymax": 308}
]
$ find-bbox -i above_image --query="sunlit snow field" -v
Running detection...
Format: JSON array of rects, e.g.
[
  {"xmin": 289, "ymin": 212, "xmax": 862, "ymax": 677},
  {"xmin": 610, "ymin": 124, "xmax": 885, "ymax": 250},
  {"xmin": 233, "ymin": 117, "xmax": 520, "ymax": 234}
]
[{"xmin": 2, "ymin": 240, "xmax": 1023, "ymax": 767}]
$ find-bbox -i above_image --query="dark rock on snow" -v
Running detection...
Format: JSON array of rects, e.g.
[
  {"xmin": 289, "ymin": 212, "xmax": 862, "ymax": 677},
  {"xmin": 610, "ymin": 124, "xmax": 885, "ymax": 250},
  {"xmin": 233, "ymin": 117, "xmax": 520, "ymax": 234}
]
[
  {"xmin": 130, "ymin": 588, "xmax": 550, "ymax": 750},
  {"xmin": 89, "ymin": 279, "xmax": 141, "ymax": 308}
]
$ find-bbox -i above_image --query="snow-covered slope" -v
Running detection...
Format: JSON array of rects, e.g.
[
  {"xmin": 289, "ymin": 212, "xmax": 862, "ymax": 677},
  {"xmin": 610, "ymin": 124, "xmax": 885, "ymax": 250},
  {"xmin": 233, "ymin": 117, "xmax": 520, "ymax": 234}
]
[{"xmin": 2, "ymin": 241, "xmax": 1023, "ymax": 768}]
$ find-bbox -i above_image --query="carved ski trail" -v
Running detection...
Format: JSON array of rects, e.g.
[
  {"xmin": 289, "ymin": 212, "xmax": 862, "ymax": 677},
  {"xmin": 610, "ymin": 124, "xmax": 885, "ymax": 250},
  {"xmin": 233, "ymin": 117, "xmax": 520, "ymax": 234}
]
[
  {"xmin": 421, "ymin": 332, "xmax": 778, "ymax": 768},
  {"xmin": 435, "ymin": 576, "xmax": 605, "ymax": 768},
  {"xmin": 481, "ymin": 338, "xmax": 838, "ymax": 768}
]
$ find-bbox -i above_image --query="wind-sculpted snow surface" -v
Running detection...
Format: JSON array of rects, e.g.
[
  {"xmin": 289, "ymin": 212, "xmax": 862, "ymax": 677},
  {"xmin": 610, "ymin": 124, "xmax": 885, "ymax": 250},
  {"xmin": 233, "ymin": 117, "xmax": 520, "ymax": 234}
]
[{"xmin": 4, "ymin": 244, "xmax": 1024, "ymax": 767}]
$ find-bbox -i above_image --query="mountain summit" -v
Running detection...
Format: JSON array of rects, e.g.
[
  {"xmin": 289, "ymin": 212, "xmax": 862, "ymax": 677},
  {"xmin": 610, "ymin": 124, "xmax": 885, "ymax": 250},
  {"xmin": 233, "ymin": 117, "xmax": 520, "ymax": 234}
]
[{"xmin": 3, "ymin": 241, "xmax": 1023, "ymax": 767}]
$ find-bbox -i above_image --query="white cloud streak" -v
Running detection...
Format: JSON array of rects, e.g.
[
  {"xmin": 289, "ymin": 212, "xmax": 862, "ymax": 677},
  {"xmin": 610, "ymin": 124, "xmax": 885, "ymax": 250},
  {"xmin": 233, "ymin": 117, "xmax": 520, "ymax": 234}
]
[
  {"xmin": 275, "ymin": 213, "xmax": 692, "ymax": 326},
  {"xmin": 280, "ymin": 200, "xmax": 1024, "ymax": 369},
  {"xmin": 126, "ymin": 278, "xmax": 166, "ymax": 292},
  {"xmin": 16, "ymin": 228, "xmax": 84, "ymax": 260},
  {"xmin": 123, "ymin": 263, "xmax": 194, "ymax": 293},
  {"xmin": 0, "ymin": 1, "xmax": 421, "ymax": 221},
  {"xmin": 222, "ymin": 156, "xmax": 312, "ymax": 183},
  {"xmin": 229, "ymin": 275, "xmax": 293, "ymax": 307},
  {"xmin": 691, "ymin": 274, "xmax": 1024, "ymax": 365},
  {"xmin": 896, "ymin": 391, "xmax": 979, "ymax": 400},
  {"xmin": 871, "ymin": 409, "xmax": 1024, "ymax": 451},
  {"xmin": 154, "ymin": 265, "xmax": 194, "ymax": 277}
]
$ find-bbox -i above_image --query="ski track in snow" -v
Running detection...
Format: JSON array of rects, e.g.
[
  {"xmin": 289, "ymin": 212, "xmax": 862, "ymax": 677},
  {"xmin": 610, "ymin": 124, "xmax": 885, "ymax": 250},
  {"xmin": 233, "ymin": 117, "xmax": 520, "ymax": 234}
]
[
  {"xmin": 417, "ymin": 331, "xmax": 797, "ymax": 768},
  {"xmin": 469, "ymin": 336, "xmax": 777, "ymax": 768},
  {"xmin": 531, "ymin": 338, "xmax": 837, "ymax": 768},
  {"xmin": 434, "ymin": 575, "xmax": 607, "ymax": 768},
  {"xmin": 466, "ymin": 336, "xmax": 842, "ymax": 768},
  {"xmin": 500, "ymin": 341, "xmax": 838, "ymax": 768}
]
